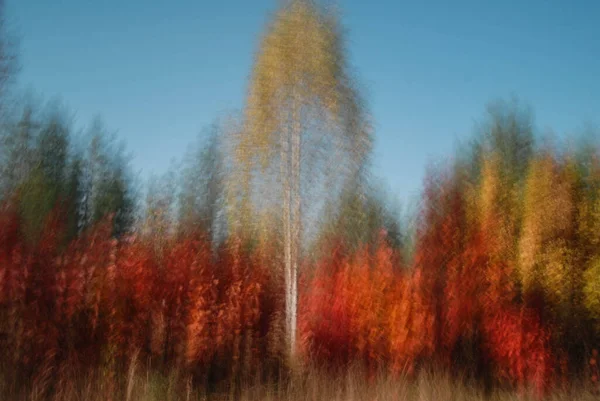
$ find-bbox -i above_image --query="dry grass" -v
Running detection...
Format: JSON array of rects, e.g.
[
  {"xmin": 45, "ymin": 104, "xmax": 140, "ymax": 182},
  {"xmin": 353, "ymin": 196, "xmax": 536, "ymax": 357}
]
[{"xmin": 0, "ymin": 366, "xmax": 598, "ymax": 401}]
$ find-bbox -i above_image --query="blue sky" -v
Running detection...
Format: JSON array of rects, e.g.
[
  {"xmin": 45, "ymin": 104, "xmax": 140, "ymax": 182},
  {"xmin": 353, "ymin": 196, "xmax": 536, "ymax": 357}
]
[{"xmin": 7, "ymin": 0, "xmax": 600, "ymax": 207}]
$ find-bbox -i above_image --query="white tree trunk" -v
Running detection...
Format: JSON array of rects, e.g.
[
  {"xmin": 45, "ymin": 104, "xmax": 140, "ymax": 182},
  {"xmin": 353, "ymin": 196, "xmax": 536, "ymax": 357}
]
[
  {"xmin": 282, "ymin": 93, "xmax": 301, "ymax": 360},
  {"xmin": 290, "ymin": 100, "xmax": 301, "ymax": 358},
  {"xmin": 281, "ymin": 103, "xmax": 293, "ymax": 359}
]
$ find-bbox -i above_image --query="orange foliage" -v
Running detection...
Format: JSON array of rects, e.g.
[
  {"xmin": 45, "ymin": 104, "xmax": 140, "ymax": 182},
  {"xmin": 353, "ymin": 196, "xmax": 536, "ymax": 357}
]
[
  {"xmin": 0, "ymin": 189, "xmax": 559, "ymax": 394},
  {"xmin": 299, "ymin": 234, "xmax": 434, "ymax": 377}
]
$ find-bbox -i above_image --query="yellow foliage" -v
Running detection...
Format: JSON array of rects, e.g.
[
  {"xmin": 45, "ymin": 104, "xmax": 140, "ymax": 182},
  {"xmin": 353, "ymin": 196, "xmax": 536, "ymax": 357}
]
[
  {"xmin": 243, "ymin": 0, "xmax": 349, "ymax": 168},
  {"xmin": 541, "ymin": 240, "xmax": 574, "ymax": 308},
  {"xmin": 584, "ymin": 257, "xmax": 600, "ymax": 320},
  {"xmin": 476, "ymin": 152, "xmax": 519, "ymax": 263},
  {"xmin": 518, "ymin": 153, "xmax": 575, "ymax": 297}
]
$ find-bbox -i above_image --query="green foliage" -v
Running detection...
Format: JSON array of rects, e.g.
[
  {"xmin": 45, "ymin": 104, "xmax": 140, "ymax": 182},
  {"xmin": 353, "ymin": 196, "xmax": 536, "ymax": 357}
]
[
  {"xmin": 315, "ymin": 175, "xmax": 403, "ymax": 256},
  {"xmin": 179, "ymin": 123, "xmax": 226, "ymax": 242},
  {"xmin": 0, "ymin": 106, "xmax": 136, "ymax": 243},
  {"xmin": 0, "ymin": 107, "xmax": 36, "ymax": 198},
  {"xmin": 85, "ymin": 121, "xmax": 136, "ymax": 238},
  {"xmin": 18, "ymin": 166, "xmax": 55, "ymax": 244}
]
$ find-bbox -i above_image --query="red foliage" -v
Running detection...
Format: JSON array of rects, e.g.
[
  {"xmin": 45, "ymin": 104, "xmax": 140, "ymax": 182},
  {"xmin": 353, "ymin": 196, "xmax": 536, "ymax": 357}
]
[
  {"xmin": 299, "ymin": 242, "xmax": 352, "ymax": 365},
  {"xmin": 300, "ymin": 235, "xmax": 434, "ymax": 377},
  {"xmin": 0, "ymin": 204, "xmax": 281, "ymax": 387},
  {"xmin": 483, "ymin": 305, "xmax": 553, "ymax": 397},
  {"xmin": 0, "ymin": 187, "xmax": 559, "ymax": 394}
]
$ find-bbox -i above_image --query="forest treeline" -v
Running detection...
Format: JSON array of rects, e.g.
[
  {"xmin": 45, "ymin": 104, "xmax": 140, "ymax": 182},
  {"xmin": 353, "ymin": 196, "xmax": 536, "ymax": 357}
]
[{"xmin": 1, "ymin": 0, "xmax": 600, "ymax": 399}]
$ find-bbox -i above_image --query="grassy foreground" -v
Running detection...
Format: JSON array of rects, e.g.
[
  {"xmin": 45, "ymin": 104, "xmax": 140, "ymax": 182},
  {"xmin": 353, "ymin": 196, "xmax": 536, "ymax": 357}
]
[{"xmin": 1, "ymin": 366, "xmax": 598, "ymax": 401}]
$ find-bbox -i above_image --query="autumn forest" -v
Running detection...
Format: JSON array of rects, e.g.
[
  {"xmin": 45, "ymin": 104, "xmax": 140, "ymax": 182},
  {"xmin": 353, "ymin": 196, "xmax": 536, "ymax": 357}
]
[{"xmin": 1, "ymin": 1, "xmax": 600, "ymax": 400}]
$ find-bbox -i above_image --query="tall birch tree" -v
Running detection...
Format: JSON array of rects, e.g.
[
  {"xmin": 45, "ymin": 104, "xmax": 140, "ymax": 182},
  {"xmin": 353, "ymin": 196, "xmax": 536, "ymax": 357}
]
[{"xmin": 239, "ymin": 0, "xmax": 371, "ymax": 358}]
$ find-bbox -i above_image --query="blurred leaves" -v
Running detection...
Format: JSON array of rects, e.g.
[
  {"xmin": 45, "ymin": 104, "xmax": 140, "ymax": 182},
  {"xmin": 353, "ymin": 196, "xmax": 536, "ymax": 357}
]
[{"xmin": 0, "ymin": 0, "xmax": 599, "ymax": 395}]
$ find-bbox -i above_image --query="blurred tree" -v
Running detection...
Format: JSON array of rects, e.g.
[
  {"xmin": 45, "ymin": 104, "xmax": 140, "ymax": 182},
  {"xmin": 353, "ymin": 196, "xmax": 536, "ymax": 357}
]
[
  {"xmin": 456, "ymin": 99, "xmax": 537, "ymax": 304},
  {"xmin": 0, "ymin": 0, "xmax": 20, "ymax": 199},
  {"xmin": 0, "ymin": 101, "xmax": 92, "ymax": 246},
  {"xmin": 83, "ymin": 118, "xmax": 135, "ymax": 238},
  {"xmin": 63, "ymin": 152, "xmax": 86, "ymax": 242},
  {"xmin": 482, "ymin": 98, "xmax": 534, "ymax": 184},
  {"xmin": 314, "ymin": 174, "xmax": 403, "ymax": 257},
  {"xmin": 518, "ymin": 150, "xmax": 576, "ymax": 312},
  {"xmin": 143, "ymin": 168, "xmax": 177, "ymax": 255},
  {"xmin": 18, "ymin": 111, "xmax": 70, "ymax": 245},
  {"xmin": 578, "ymin": 143, "xmax": 600, "ymax": 329},
  {"xmin": 179, "ymin": 122, "xmax": 226, "ymax": 245},
  {"xmin": 0, "ymin": 0, "xmax": 18, "ymax": 113},
  {"xmin": 0, "ymin": 106, "xmax": 36, "ymax": 199},
  {"xmin": 240, "ymin": 0, "xmax": 371, "ymax": 358},
  {"xmin": 37, "ymin": 115, "xmax": 69, "ymax": 190}
]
